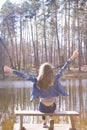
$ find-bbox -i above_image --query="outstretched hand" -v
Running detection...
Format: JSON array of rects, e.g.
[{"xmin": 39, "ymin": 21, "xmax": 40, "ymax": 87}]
[
  {"xmin": 71, "ymin": 50, "xmax": 79, "ymax": 60},
  {"xmin": 4, "ymin": 66, "xmax": 13, "ymax": 73}
]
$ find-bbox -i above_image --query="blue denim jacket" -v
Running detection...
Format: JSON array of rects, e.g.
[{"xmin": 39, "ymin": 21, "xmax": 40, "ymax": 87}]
[{"xmin": 13, "ymin": 58, "xmax": 72, "ymax": 100}]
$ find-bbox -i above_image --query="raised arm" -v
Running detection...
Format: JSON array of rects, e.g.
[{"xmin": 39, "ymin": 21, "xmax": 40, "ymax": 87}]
[
  {"xmin": 4, "ymin": 66, "xmax": 37, "ymax": 82},
  {"xmin": 4, "ymin": 65, "xmax": 28, "ymax": 78},
  {"xmin": 55, "ymin": 50, "xmax": 78, "ymax": 80}
]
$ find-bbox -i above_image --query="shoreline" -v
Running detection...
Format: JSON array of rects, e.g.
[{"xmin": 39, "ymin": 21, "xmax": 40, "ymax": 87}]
[
  {"xmin": 61, "ymin": 70, "xmax": 87, "ymax": 80},
  {"xmin": 1, "ymin": 70, "xmax": 87, "ymax": 81}
]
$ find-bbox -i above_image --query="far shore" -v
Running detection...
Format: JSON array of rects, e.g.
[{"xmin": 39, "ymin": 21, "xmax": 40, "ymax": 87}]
[
  {"xmin": 0, "ymin": 65, "xmax": 87, "ymax": 80},
  {"xmin": 61, "ymin": 65, "xmax": 87, "ymax": 79},
  {"xmin": 61, "ymin": 71, "xmax": 87, "ymax": 80},
  {"xmin": 1, "ymin": 71, "xmax": 87, "ymax": 81}
]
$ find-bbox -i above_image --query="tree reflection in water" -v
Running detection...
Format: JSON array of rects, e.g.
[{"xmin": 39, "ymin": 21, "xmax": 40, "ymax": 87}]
[{"xmin": 0, "ymin": 79, "xmax": 87, "ymax": 130}]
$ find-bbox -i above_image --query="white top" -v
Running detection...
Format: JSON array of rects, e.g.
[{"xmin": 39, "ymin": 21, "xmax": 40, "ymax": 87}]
[{"xmin": 40, "ymin": 97, "xmax": 56, "ymax": 106}]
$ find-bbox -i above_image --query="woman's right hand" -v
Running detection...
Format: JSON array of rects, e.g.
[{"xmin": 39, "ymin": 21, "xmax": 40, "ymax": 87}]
[
  {"xmin": 4, "ymin": 66, "xmax": 13, "ymax": 73},
  {"xmin": 71, "ymin": 50, "xmax": 79, "ymax": 60}
]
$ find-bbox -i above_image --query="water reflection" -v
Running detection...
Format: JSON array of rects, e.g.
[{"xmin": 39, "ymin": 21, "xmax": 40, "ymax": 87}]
[{"xmin": 0, "ymin": 79, "xmax": 87, "ymax": 130}]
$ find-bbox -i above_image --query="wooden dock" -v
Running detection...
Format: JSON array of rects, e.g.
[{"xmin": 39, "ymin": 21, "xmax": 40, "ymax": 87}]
[
  {"xmin": 14, "ymin": 123, "xmax": 70, "ymax": 130},
  {"xmin": 13, "ymin": 110, "xmax": 79, "ymax": 130}
]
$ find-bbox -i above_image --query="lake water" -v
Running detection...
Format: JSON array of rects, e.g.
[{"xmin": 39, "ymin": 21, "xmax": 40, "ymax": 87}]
[{"xmin": 0, "ymin": 79, "xmax": 87, "ymax": 130}]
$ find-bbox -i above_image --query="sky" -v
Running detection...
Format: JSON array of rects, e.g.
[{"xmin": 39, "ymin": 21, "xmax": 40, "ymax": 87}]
[{"xmin": 0, "ymin": 0, "xmax": 21, "ymax": 9}]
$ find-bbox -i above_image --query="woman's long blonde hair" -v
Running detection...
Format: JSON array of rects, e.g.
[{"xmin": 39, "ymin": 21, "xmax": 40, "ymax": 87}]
[{"xmin": 37, "ymin": 63, "xmax": 54, "ymax": 90}]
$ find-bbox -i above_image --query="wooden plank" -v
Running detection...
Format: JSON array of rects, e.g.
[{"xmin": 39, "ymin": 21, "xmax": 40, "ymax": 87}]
[
  {"xmin": 15, "ymin": 110, "xmax": 79, "ymax": 116},
  {"xmin": 13, "ymin": 123, "xmax": 70, "ymax": 130}
]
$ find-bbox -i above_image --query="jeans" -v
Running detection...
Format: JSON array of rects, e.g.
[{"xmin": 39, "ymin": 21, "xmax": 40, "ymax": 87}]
[{"xmin": 38, "ymin": 102, "xmax": 56, "ymax": 120}]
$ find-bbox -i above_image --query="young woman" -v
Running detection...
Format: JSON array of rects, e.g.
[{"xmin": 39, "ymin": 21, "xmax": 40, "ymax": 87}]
[{"xmin": 4, "ymin": 50, "xmax": 78, "ymax": 128}]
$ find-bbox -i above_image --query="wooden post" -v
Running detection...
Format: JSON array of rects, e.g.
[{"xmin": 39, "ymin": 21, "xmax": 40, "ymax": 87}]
[
  {"xmin": 68, "ymin": 116, "xmax": 77, "ymax": 130},
  {"xmin": 48, "ymin": 119, "xmax": 54, "ymax": 130},
  {"xmin": 20, "ymin": 115, "xmax": 23, "ymax": 130}
]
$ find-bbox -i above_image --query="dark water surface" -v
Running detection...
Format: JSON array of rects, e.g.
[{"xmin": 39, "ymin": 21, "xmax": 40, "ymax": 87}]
[{"xmin": 0, "ymin": 79, "xmax": 87, "ymax": 130}]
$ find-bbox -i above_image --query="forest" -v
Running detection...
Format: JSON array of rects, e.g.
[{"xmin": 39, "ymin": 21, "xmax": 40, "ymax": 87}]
[{"xmin": 0, "ymin": 0, "xmax": 87, "ymax": 75}]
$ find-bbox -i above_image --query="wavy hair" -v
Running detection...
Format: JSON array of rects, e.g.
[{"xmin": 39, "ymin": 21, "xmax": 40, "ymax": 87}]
[{"xmin": 37, "ymin": 63, "xmax": 54, "ymax": 90}]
